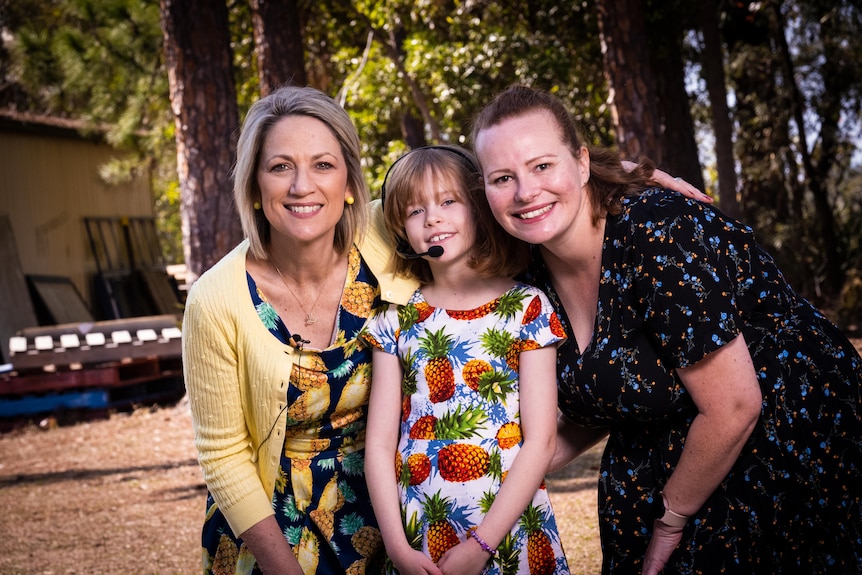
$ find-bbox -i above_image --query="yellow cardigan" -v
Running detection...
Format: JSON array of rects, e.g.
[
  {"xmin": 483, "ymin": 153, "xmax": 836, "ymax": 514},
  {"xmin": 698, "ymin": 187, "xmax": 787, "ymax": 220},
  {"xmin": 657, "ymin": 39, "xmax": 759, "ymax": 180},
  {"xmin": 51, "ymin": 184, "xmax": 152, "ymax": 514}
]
[{"xmin": 181, "ymin": 201, "xmax": 416, "ymax": 536}]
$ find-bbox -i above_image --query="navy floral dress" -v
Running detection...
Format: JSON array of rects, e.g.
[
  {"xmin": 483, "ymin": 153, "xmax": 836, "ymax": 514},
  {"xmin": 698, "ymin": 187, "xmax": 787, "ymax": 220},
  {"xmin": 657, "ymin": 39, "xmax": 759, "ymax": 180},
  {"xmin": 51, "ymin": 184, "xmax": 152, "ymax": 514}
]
[
  {"xmin": 202, "ymin": 246, "xmax": 385, "ymax": 575},
  {"xmin": 525, "ymin": 189, "xmax": 862, "ymax": 574}
]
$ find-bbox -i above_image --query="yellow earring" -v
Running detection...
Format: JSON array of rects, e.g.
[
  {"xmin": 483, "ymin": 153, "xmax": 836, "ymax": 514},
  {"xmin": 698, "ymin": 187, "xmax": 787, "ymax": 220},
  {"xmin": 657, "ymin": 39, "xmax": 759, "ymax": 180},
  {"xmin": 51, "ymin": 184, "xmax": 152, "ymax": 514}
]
[
  {"xmin": 345, "ymin": 196, "xmax": 355, "ymax": 205},
  {"xmin": 253, "ymin": 201, "xmax": 261, "ymax": 210}
]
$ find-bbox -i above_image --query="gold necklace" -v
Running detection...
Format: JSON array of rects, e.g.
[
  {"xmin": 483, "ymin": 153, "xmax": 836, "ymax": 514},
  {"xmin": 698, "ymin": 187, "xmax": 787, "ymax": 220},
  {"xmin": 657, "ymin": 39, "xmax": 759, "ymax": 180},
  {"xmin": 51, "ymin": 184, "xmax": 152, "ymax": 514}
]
[{"xmin": 272, "ymin": 262, "xmax": 329, "ymax": 326}]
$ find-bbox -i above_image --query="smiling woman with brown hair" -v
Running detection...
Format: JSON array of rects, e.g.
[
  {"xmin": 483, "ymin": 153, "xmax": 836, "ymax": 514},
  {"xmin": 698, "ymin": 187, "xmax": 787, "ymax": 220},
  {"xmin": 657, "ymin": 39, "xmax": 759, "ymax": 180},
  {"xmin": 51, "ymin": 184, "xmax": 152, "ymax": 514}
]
[{"xmin": 472, "ymin": 84, "xmax": 862, "ymax": 575}]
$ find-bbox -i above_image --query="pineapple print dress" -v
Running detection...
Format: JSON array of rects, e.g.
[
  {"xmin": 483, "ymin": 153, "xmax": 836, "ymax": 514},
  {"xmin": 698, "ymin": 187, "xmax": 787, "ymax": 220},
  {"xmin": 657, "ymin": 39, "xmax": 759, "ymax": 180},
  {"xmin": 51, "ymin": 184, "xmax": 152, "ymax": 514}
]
[
  {"xmin": 202, "ymin": 246, "xmax": 386, "ymax": 575},
  {"xmin": 363, "ymin": 283, "xmax": 571, "ymax": 575},
  {"xmin": 524, "ymin": 189, "xmax": 862, "ymax": 574}
]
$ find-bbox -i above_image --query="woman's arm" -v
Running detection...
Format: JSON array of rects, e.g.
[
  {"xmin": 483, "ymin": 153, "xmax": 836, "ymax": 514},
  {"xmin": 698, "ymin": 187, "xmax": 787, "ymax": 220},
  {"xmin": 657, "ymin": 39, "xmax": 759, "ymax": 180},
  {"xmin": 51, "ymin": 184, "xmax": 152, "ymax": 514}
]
[
  {"xmin": 642, "ymin": 334, "xmax": 762, "ymax": 575},
  {"xmin": 366, "ymin": 349, "xmax": 443, "ymax": 575},
  {"xmin": 184, "ymin": 289, "xmax": 298, "ymax": 571},
  {"xmin": 548, "ymin": 414, "xmax": 608, "ymax": 473},
  {"xmin": 438, "ymin": 345, "xmax": 559, "ymax": 575},
  {"xmin": 240, "ymin": 516, "xmax": 304, "ymax": 574},
  {"xmin": 183, "ymin": 290, "xmax": 276, "ymax": 535}
]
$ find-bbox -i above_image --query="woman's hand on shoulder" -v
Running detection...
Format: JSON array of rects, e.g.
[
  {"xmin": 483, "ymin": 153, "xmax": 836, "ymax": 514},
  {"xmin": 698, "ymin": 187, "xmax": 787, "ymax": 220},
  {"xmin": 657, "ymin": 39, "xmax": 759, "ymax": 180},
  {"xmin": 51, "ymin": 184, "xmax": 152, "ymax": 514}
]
[
  {"xmin": 651, "ymin": 167, "xmax": 712, "ymax": 203},
  {"xmin": 622, "ymin": 160, "xmax": 712, "ymax": 203}
]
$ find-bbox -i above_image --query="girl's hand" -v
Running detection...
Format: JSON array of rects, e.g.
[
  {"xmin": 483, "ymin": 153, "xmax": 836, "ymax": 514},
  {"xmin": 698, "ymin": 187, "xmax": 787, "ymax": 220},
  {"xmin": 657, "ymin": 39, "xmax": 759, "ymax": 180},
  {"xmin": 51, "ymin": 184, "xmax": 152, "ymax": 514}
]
[
  {"xmin": 652, "ymin": 168, "xmax": 713, "ymax": 203},
  {"xmin": 390, "ymin": 547, "xmax": 444, "ymax": 575},
  {"xmin": 437, "ymin": 537, "xmax": 491, "ymax": 575},
  {"xmin": 641, "ymin": 520, "xmax": 685, "ymax": 575}
]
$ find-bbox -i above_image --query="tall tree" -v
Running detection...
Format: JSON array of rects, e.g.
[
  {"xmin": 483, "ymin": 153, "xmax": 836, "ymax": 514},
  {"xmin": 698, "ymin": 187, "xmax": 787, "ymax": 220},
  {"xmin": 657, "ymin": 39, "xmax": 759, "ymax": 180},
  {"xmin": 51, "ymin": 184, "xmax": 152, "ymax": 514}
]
[
  {"xmin": 723, "ymin": 1, "xmax": 792, "ymax": 222},
  {"xmin": 250, "ymin": 0, "xmax": 307, "ymax": 94},
  {"xmin": 159, "ymin": 0, "xmax": 242, "ymax": 283},
  {"xmin": 645, "ymin": 0, "xmax": 705, "ymax": 190},
  {"xmin": 721, "ymin": 0, "xmax": 861, "ymax": 298},
  {"xmin": 766, "ymin": 0, "xmax": 841, "ymax": 291},
  {"xmin": 360, "ymin": 4, "xmax": 442, "ymax": 146},
  {"xmin": 5, "ymin": 0, "xmax": 860, "ymax": 308},
  {"xmin": 595, "ymin": 0, "xmax": 664, "ymax": 165},
  {"xmin": 698, "ymin": 0, "xmax": 740, "ymax": 217}
]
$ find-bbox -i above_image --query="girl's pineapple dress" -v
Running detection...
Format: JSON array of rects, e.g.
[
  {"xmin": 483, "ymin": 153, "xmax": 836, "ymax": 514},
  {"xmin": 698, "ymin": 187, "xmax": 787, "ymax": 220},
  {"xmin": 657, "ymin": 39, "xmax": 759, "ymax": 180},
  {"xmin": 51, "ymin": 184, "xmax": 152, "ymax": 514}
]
[
  {"xmin": 363, "ymin": 283, "xmax": 571, "ymax": 575},
  {"xmin": 202, "ymin": 246, "xmax": 385, "ymax": 575}
]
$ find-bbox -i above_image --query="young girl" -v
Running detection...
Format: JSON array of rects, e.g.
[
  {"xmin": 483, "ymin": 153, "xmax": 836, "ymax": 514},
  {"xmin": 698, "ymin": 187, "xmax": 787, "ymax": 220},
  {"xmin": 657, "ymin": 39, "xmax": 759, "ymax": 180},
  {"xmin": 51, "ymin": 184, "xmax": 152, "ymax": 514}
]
[{"xmin": 362, "ymin": 145, "xmax": 570, "ymax": 575}]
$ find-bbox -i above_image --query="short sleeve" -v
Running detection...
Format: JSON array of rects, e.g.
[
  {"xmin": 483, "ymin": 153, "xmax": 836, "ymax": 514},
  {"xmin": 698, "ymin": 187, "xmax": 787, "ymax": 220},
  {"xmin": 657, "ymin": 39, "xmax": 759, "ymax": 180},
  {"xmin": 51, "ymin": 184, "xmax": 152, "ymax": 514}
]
[
  {"xmin": 360, "ymin": 301, "xmax": 401, "ymax": 356},
  {"xmin": 628, "ymin": 193, "xmax": 743, "ymax": 368},
  {"xmin": 516, "ymin": 285, "xmax": 566, "ymax": 349}
]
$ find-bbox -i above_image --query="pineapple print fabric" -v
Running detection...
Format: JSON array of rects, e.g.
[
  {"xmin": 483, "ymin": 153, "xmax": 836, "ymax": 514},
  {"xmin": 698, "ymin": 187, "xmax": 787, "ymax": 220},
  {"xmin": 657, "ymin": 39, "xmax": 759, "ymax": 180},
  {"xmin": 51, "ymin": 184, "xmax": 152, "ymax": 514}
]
[
  {"xmin": 363, "ymin": 283, "xmax": 571, "ymax": 575},
  {"xmin": 525, "ymin": 189, "xmax": 862, "ymax": 574},
  {"xmin": 202, "ymin": 246, "xmax": 385, "ymax": 575}
]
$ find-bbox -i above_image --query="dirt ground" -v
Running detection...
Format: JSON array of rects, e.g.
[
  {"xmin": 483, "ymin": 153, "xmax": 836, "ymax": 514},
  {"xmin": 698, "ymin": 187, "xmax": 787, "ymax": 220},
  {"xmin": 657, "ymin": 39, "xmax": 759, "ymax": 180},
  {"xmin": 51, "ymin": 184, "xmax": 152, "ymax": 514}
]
[{"xmin": 0, "ymin": 397, "xmax": 605, "ymax": 575}]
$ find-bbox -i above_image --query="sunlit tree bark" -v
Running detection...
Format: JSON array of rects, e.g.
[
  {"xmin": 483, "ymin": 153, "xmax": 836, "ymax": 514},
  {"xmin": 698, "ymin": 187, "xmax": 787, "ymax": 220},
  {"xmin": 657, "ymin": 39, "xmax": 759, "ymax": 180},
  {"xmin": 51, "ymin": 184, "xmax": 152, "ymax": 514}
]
[
  {"xmin": 159, "ymin": 0, "xmax": 242, "ymax": 283},
  {"xmin": 595, "ymin": 0, "xmax": 664, "ymax": 165}
]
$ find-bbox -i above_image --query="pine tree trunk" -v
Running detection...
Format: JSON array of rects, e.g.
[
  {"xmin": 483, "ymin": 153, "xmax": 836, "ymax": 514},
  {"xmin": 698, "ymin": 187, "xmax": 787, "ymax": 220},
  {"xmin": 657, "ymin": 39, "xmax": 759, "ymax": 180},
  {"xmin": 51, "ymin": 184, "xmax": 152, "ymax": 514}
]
[
  {"xmin": 646, "ymin": 2, "xmax": 706, "ymax": 191},
  {"xmin": 699, "ymin": 0, "xmax": 740, "ymax": 217},
  {"xmin": 595, "ymin": 0, "xmax": 664, "ymax": 166},
  {"xmin": 159, "ymin": 0, "xmax": 242, "ymax": 284},
  {"xmin": 250, "ymin": 0, "xmax": 307, "ymax": 95}
]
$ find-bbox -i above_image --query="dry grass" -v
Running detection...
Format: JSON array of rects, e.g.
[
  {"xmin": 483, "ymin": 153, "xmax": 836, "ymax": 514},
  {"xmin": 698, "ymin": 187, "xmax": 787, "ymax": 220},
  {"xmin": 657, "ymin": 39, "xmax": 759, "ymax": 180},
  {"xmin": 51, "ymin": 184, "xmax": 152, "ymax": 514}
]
[
  {"xmin": 0, "ymin": 398, "xmax": 605, "ymax": 575},
  {"xmin": 7, "ymin": 333, "xmax": 860, "ymax": 575},
  {"xmin": 0, "ymin": 400, "xmax": 203, "ymax": 575},
  {"xmin": 546, "ymin": 442, "xmax": 605, "ymax": 574}
]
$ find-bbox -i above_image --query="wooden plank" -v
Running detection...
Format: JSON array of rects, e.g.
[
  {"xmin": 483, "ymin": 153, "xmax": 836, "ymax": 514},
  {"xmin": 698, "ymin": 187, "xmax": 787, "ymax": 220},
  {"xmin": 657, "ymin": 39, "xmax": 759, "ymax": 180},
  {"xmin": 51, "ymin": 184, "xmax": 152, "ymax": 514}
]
[
  {"xmin": 0, "ymin": 365, "xmax": 119, "ymax": 395},
  {"xmin": 0, "ymin": 356, "xmax": 184, "ymax": 397},
  {"xmin": 9, "ymin": 314, "xmax": 182, "ymax": 372},
  {"xmin": 0, "ymin": 214, "xmax": 38, "ymax": 363},
  {"xmin": 27, "ymin": 275, "xmax": 94, "ymax": 324},
  {"xmin": 18, "ymin": 314, "xmax": 179, "ymax": 339},
  {"xmin": 9, "ymin": 338, "xmax": 181, "ymax": 371},
  {"xmin": 0, "ymin": 389, "xmax": 108, "ymax": 417},
  {"xmin": 138, "ymin": 268, "xmax": 184, "ymax": 318}
]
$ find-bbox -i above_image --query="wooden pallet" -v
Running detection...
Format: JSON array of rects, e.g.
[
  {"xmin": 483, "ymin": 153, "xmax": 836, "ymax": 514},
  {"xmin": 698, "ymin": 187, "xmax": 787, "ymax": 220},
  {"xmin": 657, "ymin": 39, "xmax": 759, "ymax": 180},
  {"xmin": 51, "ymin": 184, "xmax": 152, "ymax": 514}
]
[
  {"xmin": 8, "ymin": 314, "xmax": 181, "ymax": 373},
  {"xmin": 2, "ymin": 315, "xmax": 184, "ymax": 425}
]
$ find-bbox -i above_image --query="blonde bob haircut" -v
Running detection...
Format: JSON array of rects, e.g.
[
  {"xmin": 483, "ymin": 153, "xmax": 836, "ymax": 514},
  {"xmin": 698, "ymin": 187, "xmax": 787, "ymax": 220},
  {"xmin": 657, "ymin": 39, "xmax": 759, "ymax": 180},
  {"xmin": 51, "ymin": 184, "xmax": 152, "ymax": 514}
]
[{"xmin": 233, "ymin": 85, "xmax": 369, "ymax": 260}]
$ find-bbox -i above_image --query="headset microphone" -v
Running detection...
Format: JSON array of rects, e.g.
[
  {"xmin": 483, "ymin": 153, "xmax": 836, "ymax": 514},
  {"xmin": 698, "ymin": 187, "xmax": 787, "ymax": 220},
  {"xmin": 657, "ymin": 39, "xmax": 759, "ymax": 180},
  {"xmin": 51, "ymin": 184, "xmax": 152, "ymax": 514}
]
[{"xmin": 400, "ymin": 245, "xmax": 444, "ymax": 259}]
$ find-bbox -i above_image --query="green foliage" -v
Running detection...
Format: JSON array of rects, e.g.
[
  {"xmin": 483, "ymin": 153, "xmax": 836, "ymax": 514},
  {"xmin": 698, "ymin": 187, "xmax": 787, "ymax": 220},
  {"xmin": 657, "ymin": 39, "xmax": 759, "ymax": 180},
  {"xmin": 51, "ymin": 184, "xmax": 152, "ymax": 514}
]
[
  {"xmin": 328, "ymin": 0, "xmax": 610, "ymax": 195},
  {"xmin": 3, "ymin": 0, "xmax": 860, "ymax": 307},
  {"xmin": 229, "ymin": 0, "xmax": 259, "ymax": 117},
  {"xmin": 719, "ymin": 0, "xmax": 862, "ymax": 303}
]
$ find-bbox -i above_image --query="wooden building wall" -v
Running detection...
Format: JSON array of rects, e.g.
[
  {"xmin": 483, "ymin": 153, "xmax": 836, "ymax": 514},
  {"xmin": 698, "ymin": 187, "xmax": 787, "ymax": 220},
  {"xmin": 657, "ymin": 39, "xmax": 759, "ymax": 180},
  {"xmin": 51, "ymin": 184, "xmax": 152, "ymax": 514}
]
[{"xmin": 0, "ymin": 116, "xmax": 153, "ymax": 312}]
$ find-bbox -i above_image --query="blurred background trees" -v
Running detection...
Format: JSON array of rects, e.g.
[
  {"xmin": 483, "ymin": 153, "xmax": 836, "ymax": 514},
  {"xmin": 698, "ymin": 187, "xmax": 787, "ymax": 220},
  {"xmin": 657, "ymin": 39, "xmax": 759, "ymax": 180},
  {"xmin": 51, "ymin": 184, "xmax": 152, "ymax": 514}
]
[{"xmin": 1, "ymin": 0, "xmax": 860, "ymax": 321}]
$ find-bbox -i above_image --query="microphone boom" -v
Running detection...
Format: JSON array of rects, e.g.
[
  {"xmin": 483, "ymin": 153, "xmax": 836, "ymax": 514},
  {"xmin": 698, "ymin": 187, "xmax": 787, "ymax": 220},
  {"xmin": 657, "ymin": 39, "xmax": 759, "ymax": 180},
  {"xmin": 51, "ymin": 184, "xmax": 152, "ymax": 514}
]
[{"xmin": 400, "ymin": 245, "xmax": 445, "ymax": 259}]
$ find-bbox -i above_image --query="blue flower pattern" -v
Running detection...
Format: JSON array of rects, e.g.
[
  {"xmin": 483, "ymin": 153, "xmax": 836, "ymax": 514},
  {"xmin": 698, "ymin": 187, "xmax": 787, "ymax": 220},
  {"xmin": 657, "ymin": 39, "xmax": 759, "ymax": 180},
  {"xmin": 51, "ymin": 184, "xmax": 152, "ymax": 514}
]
[{"xmin": 524, "ymin": 189, "xmax": 862, "ymax": 573}]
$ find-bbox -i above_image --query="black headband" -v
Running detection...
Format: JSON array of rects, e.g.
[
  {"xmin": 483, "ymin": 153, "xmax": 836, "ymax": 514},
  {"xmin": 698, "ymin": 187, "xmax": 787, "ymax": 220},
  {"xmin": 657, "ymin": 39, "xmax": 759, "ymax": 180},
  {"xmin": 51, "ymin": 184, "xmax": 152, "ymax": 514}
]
[
  {"xmin": 380, "ymin": 145, "xmax": 479, "ymax": 207},
  {"xmin": 379, "ymin": 145, "xmax": 479, "ymax": 259}
]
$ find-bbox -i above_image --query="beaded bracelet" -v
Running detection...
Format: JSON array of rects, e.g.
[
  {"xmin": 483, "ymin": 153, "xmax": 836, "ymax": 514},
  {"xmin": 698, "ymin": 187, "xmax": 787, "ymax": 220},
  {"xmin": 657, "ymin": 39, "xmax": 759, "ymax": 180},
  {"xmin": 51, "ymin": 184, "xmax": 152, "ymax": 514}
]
[{"xmin": 467, "ymin": 527, "xmax": 497, "ymax": 557}]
